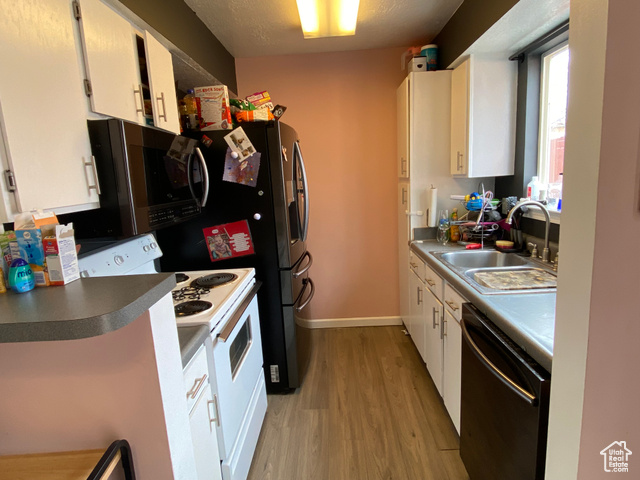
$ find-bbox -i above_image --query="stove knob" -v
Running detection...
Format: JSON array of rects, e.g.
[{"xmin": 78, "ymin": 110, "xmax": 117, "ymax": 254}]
[
  {"xmin": 253, "ymin": 213, "xmax": 262, "ymax": 220},
  {"xmin": 143, "ymin": 245, "xmax": 150, "ymax": 252},
  {"xmin": 114, "ymin": 255, "xmax": 124, "ymax": 265},
  {"xmin": 150, "ymin": 242, "xmax": 158, "ymax": 249}
]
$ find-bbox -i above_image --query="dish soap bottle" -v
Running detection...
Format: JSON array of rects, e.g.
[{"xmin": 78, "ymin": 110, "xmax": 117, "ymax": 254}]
[{"xmin": 450, "ymin": 208, "xmax": 460, "ymax": 242}]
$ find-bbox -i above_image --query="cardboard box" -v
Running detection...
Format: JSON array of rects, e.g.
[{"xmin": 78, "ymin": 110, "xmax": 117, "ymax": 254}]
[
  {"xmin": 194, "ymin": 85, "xmax": 232, "ymax": 131},
  {"xmin": 42, "ymin": 224, "xmax": 79, "ymax": 286}
]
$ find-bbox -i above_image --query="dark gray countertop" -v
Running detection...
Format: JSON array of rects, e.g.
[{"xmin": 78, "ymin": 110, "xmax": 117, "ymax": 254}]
[
  {"xmin": 177, "ymin": 325, "xmax": 209, "ymax": 369},
  {"xmin": 0, "ymin": 273, "xmax": 176, "ymax": 343},
  {"xmin": 411, "ymin": 240, "xmax": 555, "ymax": 372}
]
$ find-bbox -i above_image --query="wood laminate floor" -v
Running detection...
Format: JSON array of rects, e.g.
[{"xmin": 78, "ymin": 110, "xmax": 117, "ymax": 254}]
[{"xmin": 247, "ymin": 326, "xmax": 470, "ymax": 480}]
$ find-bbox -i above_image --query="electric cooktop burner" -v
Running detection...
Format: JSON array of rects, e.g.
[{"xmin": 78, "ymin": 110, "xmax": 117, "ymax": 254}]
[
  {"xmin": 172, "ymin": 286, "xmax": 211, "ymax": 302},
  {"xmin": 175, "ymin": 273, "xmax": 190, "ymax": 284},
  {"xmin": 191, "ymin": 272, "xmax": 238, "ymax": 289},
  {"xmin": 174, "ymin": 300, "xmax": 213, "ymax": 317}
]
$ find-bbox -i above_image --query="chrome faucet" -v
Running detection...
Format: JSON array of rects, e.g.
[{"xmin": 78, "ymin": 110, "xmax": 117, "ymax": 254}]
[{"xmin": 505, "ymin": 200, "xmax": 551, "ymax": 262}]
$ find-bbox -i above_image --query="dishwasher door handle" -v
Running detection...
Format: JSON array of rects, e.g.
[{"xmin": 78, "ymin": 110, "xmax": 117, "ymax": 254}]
[{"xmin": 461, "ymin": 319, "xmax": 537, "ymax": 406}]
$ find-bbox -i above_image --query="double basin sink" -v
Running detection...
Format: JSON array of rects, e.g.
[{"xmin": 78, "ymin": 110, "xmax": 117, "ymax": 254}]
[{"xmin": 431, "ymin": 250, "xmax": 557, "ymax": 295}]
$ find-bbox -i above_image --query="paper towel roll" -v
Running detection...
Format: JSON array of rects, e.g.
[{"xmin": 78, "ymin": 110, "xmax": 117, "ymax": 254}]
[{"xmin": 427, "ymin": 187, "xmax": 437, "ymax": 227}]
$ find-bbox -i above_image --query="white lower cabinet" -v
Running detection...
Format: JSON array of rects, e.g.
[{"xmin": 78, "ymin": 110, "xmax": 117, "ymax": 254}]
[
  {"xmin": 423, "ymin": 287, "xmax": 444, "ymax": 396},
  {"xmin": 404, "ymin": 253, "xmax": 466, "ymax": 435},
  {"xmin": 442, "ymin": 309, "xmax": 462, "ymax": 434},
  {"xmin": 190, "ymin": 387, "xmax": 223, "ymax": 480},
  {"xmin": 185, "ymin": 345, "xmax": 223, "ymax": 480},
  {"xmin": 408, "ymin": 268, "xmax": 426, "ymax": 360}
]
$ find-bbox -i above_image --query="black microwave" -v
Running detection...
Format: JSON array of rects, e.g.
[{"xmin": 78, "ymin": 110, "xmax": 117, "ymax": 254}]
[{"xmin": 72, "ymin": 119, "xmax": 209, "ymax": 239}]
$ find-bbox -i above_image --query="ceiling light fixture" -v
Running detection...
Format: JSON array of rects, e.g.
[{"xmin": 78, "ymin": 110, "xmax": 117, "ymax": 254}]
[{"xmin": 296, "ymin": 0, "xmax": 360, "ymax": 38}]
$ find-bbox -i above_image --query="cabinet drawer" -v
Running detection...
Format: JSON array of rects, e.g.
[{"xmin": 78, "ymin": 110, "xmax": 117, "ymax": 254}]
[
  {"xmin": 423, "ymin": 263, "xmax": 444, "ymax": 299},
  {"xmin": 409, "ymin": 252, "xmax": 425, "ymax": 281},
  {"xmin": 183, "ymin": 344, "xmax": 209, "ymax": 413},
  {"xmin": 443, "ymin": 284, "xmax": 466, "ymax": 322}
]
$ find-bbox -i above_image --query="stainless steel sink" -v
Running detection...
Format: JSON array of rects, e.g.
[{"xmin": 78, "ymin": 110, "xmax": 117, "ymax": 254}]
[
  {"xmin": 430, "ymin": 250, "xmax": 556, "ymax": 295},
  {"xmin": 438, "ymin": 251, "xmax": 529, "ymax": 269}
]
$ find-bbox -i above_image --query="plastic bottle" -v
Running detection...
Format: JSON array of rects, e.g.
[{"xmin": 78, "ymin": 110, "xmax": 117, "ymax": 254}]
[
  {"xmin": 179, "ymin": 89, "xmax": 200, "ymax": 131},
  {"xmin": 9, "ymin": 258, "xmax": 34, "ymax": 293},
  {"xmin": 450, "ymin": 208, "xmax": 460, "ymax": 242},
  {"xmin": 0, "ymin": 267, "xmax": 5, "ymax": 293},
  {"xmin": 527, "ymin": 176, "xmax": 541, "ymax": 201}
]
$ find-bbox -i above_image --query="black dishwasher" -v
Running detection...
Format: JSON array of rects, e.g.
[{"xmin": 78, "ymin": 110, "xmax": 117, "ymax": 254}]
[{"xmin": 460, "ymin": 303, "xmax": 551, "ymax": 480}]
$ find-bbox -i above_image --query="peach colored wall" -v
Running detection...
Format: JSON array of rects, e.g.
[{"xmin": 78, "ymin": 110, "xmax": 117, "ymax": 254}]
[
  {"xmin": 576, "ymin": 0, "xmax": 640, "ymax": 476},
  {"xmin": 236, "ymin": 48, "xmax": 407, "ymax": 320}
]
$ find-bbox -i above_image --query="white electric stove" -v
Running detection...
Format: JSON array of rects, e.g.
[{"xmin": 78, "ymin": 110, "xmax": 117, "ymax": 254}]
[
  {"xmin": 79, "ymin": 235, "xmax": 267, "ymax": 480},
  {"xmin": 171, "ymin": 267, "xmax": 255, "ymax": 332}
]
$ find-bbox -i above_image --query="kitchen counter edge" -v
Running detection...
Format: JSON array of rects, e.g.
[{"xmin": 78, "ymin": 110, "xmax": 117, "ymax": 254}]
[
  {"xmin": 0, "ymin": 273, "xmax": 176, "ymax": 343},
  {"xmin": 411, "ymin": 241, "xmax": 555, "ymax": 372}
]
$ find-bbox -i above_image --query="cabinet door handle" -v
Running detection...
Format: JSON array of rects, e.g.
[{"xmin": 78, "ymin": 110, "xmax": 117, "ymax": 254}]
[
  {"xmin": 401, "ymin": 157, "xmax": 407, "ymax": 176},
  {"xmin": 186, "ymin": 374, "xmax": 207, "ymax": 400},
  {"xmin": 133, "ymin": 84, "xmax": 145, "ymax": 114},
  {"xmin": 457, "ymin": 151, "xmax": 463, "ymax": 171},
  {"xmin": 208, "ymin": 394, "xmax": 220, "ymax": 428},
  {"xmin": 425, "ymin": 279, "xmax": 435, "ymax": 287},
  {"xmin": 441, "ymin": 316, "xmax": 447, "ymax": 340},
  {"xmin": 401, "ymin": 187, "xmax": 407, "ymax": 205},
  {"xmin": 84, "ymin": 156, "xmax": 101, "ymax": 195},
  {"xmin": 432, "ymin": 307, "xmax": 439, "ymax": 329},
  {"xmin": 156, "ymin": 91, "xmax": 167, "ymax": 121},
  {"xmin": 417, "ymin": 286, "xmax": 422, "ymax": 305},
  {"xmin": 445, "ymin": 300, "xmax": 459, "ymax": 311}
]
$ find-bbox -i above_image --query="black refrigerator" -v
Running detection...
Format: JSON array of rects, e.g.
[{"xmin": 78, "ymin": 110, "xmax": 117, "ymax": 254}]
[{"xmin": 156, "ymin": 121, "xmax": 313, "ymax": 393}]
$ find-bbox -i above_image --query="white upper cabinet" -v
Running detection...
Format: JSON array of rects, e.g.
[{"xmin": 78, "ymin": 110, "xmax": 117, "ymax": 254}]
[
  {"xmin": 450, "ymin": 55, "xmax": 517, "ymax": 178},
  {"xmin": 76, "ymin": 0, "xmax": 180, "ymax": 134},
  {"xmin": 144, "ymin": 31, "xmax": 180, "ymax": 134},
  {"xmin": 0, "ymin": 0, "xmax": 99, "ymax": 221},
  {"xmin": 76, "ymin": 0, "xmax": 145, "ymax": 125},
  {"xmin": 397, "ymin": 77, "xmax": 409, "ymax": 178}
]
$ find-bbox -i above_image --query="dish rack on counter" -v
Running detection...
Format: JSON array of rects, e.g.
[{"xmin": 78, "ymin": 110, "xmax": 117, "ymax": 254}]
[{"xmin": 451, "ymin": 188, "xmax": 501, "ymax": 246}]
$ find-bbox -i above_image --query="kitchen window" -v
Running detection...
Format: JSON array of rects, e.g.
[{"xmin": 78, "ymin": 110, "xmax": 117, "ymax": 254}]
[
  {"xmin": 496, "ymin": 20, "xmax": 569, "ymax": 224},
  {"xmin": 537, "ymin": 42, "xmax": 569, "ymax": 212}
]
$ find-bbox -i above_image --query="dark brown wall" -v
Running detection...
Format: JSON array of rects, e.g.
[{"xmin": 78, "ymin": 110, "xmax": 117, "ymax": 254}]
[
  {"xmin": 433, "ymin": 0, "xmax": 519, "ymax": 68},
  {"xmin": 119, "ymin": 0, "xmax": 237, "ymax": 93}
]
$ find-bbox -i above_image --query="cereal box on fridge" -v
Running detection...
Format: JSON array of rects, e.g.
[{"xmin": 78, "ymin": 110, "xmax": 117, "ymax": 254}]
[{"xmin": 194, "ymin": 85, "xmax": 233, "ymax": 131}]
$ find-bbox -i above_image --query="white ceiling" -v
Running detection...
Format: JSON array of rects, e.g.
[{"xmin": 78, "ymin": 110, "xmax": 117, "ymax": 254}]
[{"xmin": 184, "ymin": 0, "xmax": 464, "ymax": 58}]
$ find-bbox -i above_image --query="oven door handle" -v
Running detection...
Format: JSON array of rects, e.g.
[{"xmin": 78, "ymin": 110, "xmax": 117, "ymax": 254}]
[
  {"xmin": 292, "ymin": 251, "xmax": 313, "ymax": 278},
  {"xmin": 295, "ymin": 278, "xmax": 315, "ymax": 312},
  {"xmin": 461, "ymin": 319, "xmax": 537, "ymax": 406},
  {"xmin": 195, "ymin": 147, "xmax": 210, "ymax": 208},
  {"xmin": 218, "ymin": 281, "xmax": 261, "ymax": 342}
]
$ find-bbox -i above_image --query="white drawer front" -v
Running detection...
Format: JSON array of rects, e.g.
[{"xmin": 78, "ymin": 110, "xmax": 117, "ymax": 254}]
[
  {"xmin": 423, "ymin": 262, "xmax": 444, "ymax": 299},
  {"xmin": 443, "ymin": 283, "xmax": 466, "ymax": 322},
  {"xmin": 184, "ymin": 345, "xmax": 209, "ymax": 414},
  {"xmin": 409, "ymin": 252, "xmax": 425, "ymax": 281}
]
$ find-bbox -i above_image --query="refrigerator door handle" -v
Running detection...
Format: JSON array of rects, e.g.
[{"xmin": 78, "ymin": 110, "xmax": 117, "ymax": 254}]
[
  {"xmin": 195, "ymin": 147, "xmax": 210, "ymax": 208},
  {"xmin": 295, "ymin": 278, "xmax": 315, "ymax": 312},
  {"xmin": 461, "ymin": 319, "xmax": 537, "ymax": 406},
  {"xmin": 292, "ymin": 251, "xmax": 313, "ymax": 278},
  {"xmin": 294, "ymin": 141, "xmax": 310, "ymax": 241}
]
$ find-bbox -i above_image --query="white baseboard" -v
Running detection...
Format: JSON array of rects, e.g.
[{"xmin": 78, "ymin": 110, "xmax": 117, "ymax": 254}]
[{"xmin": 298, "ymin": 316, "xmax": 403, "ymax": 329}]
